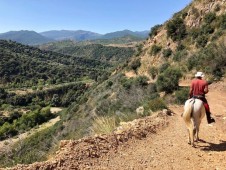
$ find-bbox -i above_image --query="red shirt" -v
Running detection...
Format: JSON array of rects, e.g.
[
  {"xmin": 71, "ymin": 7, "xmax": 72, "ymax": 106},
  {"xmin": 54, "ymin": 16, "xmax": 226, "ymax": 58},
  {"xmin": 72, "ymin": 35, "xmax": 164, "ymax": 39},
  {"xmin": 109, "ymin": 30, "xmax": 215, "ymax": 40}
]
[{"xmin": 190, "ymin": 78, "xmax": 208, "ymax": 96}]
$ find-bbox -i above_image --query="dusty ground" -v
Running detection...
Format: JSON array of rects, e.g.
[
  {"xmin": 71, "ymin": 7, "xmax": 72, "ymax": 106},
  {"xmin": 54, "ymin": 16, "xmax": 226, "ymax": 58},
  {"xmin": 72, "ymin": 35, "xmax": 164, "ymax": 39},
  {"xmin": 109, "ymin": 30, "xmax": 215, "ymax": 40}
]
[{"xmin": 6, "ymin": 79, "xmax": 226, "ymax": 170}]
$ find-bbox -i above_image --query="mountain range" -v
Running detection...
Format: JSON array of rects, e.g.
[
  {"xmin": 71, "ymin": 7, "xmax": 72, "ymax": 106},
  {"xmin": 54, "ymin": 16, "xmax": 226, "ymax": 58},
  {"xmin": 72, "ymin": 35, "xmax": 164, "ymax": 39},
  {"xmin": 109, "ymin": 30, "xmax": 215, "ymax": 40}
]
[{"xmin": 0, "ymin": 29, "xmax": 149, "ymax": 45}]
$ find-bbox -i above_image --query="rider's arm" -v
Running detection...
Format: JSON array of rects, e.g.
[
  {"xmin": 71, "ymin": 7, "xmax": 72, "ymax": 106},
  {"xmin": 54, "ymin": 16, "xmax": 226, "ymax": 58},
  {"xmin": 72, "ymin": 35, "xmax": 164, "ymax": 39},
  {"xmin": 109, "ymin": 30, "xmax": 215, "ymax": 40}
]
[
  {"xmin": 189, "ymin": 82, "xmax": 193, "ymax": 98},
  {"xmin": 204, "ymin": 83, "xmax": 209, "ymax": 94}
]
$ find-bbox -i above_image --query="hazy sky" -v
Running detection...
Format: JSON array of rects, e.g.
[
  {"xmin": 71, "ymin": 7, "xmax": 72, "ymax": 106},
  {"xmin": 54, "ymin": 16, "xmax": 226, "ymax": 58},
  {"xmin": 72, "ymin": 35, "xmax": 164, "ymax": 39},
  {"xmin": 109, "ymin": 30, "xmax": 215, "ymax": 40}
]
[{"xmin": 0, "ymin": 0, "xmax": 192, "ymax": 34}]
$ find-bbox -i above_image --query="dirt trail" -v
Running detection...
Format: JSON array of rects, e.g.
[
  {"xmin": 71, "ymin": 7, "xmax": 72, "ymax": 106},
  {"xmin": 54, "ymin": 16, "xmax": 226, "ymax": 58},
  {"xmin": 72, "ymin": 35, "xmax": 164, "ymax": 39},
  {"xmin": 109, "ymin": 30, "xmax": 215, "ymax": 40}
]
[
  {"xmin": 87, "ymin": 80, "xmax": 226, "ymax": 169},
  {"xmin": 7, "ymin": 79, "xmax": 226, "ymax": 170}
]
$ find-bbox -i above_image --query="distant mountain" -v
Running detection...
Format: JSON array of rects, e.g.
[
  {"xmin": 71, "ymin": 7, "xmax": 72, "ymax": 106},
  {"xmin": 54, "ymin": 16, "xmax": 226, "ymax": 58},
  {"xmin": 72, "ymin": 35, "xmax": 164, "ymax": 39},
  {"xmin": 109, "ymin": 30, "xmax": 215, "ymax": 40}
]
[
  {"xmin": 0, "ymin": 30, "xmax": 53, "ymax": 45},
  {"xmin": 0, "ymin": 29, "xmax": 149, "ymax": 45},
  {"xmin": 40, "ymin": 30, "xmax": 102, "ymax": 41},
  {"xmin": 101, "ymin": 30, "xmax": 149, "ymax": 39},
  {"xmin": 41, "ymin": 29, "xmax": 149, "ymax": 41}
]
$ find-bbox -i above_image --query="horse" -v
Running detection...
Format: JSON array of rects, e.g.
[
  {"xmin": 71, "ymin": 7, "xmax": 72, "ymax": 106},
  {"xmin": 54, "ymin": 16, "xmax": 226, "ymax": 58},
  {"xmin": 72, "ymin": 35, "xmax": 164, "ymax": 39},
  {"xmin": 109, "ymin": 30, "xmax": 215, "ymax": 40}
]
[{"xmin": 182, "ymin": 98, "xmax": 206, "ymax": 147}]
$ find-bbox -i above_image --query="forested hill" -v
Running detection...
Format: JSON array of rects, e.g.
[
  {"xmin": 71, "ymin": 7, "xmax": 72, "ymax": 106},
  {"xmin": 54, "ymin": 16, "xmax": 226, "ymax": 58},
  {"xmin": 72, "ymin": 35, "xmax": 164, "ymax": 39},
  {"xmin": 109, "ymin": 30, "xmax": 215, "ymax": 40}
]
[
  {"xmin": 39, "ymin": 42, "xmax": 135, "ymax": 65},
  {"xmin": 0, "ymin": 40, "xmax": 134, "ymax": 87}
]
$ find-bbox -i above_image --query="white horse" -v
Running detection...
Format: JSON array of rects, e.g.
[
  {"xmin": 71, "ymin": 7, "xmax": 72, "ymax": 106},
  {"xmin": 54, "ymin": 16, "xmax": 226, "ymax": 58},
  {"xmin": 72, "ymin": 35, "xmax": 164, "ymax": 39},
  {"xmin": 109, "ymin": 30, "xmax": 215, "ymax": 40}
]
[{"xmin": 182, "ymin": 98, "xmax": 205, "ymax": 147}]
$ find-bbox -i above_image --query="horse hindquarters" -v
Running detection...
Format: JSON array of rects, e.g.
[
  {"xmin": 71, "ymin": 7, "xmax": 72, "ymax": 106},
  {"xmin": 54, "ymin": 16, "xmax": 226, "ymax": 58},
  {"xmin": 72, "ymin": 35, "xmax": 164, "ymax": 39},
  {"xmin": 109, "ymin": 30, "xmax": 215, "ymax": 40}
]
[
  {"xmin": 193, "ymin": 102, "xmax": 205, "ymax": 141},
  {"xmin": 183, "ymin": 99, "xmax": 195, "ymax": 145},
  {"xmin": 183, "ymin": 99, "xmax": 204, "ymax": 146}
]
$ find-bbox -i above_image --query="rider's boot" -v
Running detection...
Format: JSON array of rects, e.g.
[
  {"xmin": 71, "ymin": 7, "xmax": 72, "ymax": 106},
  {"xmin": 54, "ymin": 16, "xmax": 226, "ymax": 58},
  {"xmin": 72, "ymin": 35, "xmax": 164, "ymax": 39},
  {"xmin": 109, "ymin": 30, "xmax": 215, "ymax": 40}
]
[{"xmin": 206, "ymin": 112, "xmax": 215, "ymax": 124}]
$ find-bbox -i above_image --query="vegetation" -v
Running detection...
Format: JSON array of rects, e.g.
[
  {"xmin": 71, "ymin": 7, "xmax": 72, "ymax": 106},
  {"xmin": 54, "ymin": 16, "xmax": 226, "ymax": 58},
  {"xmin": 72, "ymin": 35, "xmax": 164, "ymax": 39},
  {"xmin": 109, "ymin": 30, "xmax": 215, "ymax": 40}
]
[
  {"xmin": 0, "ymin": 40, "xmax": 111, "ymax": 87},
  {"xmin": 0, "ymin": 1, "xmax": 226, "ymax": 168},
  {"xmin": 150, "ymin": 44, "xmax": 162, "ymax": 55},
  {"xmin": 156, "ymin": 67, "xmax": 182, "ymax": 93},
  {"xmin": 166, "ymin": 17, "xmax": 187, "ymax": 41},
  {"xmin": 39, "ymin": 43, "xmax": 135, "ymax": 66},
  {"xmin": 149, "ymin": 24, "xmax": 162, "ymax": 37}
]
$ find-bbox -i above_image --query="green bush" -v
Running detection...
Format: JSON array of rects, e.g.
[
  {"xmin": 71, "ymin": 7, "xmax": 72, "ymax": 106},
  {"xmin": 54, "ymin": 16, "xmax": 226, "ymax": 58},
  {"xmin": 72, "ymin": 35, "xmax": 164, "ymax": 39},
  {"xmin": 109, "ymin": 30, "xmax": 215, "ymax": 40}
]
[
  {"xmin": 173, "ymin": 50, "xmax": 188, "ymax": 62},
  {"xmin": 129, "ymin": 58, "xmax": 141, "ymax": 72},
  {"xmin": 149, "ymin": 24, "xmax": 162, "ymax": 37},
  {"xmin": 159, "ymin": 63, "xmax": 170, "ymax": 73},
  {"xmin": 176, "ymin": 43, "xmax": 185, "ymax": 51},
  {"xmin": 162, "ymin": 48, "xmax": 172, "ymax": 58},
  {"xmin": 121, "ymin": 77, "xmax": 134, "ymax": 90},
  {"xmin": 218, "ymin": 14, "xmax": 226, "ymax": 29},
  {"xmin": 144, "ymin": 98, "xmax": 167, "ymax": 115},
  {"xmin": 135, "ymin": 76, "xmax": 149, "ymax": 87},
  {"xmin": 166, "ymin": 17, "xmax": 187, "ymax": 41},
  {"xmin": 196, "ymin": 35, "xmax": 208, "ymax": 48},
  {"xmin": 156, "ymin": 67, "xmax": 182, "ymax": 93},
  {"xmin": 187, "ymin": 42, "xmax": 226, "ymax": 79},
  {"xmin": 175, "ymin": 87, "xmax": 189, "ymax": 104},
  {"xmin": 150, "ymin": 45, "xmax": 162, "ymax": 55},
  {"xmin": 149, "ymin": 66, "xmax": 158, "ymax": 79},
  {"xmin": 201, "ymin": 24, "xmax": 214, "ymax": 35},
  {"xmin": 204, "ymin": 12, "xmax": 216, "ymax": 24}
]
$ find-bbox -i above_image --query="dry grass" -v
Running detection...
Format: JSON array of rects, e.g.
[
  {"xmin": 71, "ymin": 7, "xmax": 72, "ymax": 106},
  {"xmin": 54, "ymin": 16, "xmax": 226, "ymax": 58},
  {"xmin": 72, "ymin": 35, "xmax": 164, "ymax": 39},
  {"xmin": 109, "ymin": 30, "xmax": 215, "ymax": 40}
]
[{"xmin": 91, "ymin": 116, "xmax": 117, "ymax": 135}]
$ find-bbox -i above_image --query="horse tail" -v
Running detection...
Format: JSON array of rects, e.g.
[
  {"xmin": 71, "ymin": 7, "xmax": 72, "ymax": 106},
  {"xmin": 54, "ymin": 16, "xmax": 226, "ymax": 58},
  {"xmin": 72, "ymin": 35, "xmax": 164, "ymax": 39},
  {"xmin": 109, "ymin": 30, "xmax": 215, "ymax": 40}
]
[{"xmin": 183, "ymin": 99, "xmax": 195, "ymax": 128}]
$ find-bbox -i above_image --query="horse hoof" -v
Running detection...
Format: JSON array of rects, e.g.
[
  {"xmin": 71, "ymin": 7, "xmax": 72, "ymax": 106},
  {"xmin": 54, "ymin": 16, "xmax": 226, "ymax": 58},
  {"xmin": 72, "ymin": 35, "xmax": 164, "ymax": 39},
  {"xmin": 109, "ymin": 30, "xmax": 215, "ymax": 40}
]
[{"xmin": 188, "ymin": 142, "xmax": 191, "ymax": 145}]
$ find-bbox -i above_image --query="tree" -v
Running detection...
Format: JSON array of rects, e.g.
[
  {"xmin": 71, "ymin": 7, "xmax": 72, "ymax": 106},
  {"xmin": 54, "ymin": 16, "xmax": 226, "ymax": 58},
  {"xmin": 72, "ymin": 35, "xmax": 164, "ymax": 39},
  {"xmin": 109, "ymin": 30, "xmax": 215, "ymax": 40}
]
[
  {"xmin": 156, "ymin": 67, "xmax": 182, "ymax": 93},
  {"xmin": 51, "ymin": 94, "xmax": 60, "ymax": 107},
  {"xmin": 166, "ymin": 17, "xmax": 187, "ymax": 41}
]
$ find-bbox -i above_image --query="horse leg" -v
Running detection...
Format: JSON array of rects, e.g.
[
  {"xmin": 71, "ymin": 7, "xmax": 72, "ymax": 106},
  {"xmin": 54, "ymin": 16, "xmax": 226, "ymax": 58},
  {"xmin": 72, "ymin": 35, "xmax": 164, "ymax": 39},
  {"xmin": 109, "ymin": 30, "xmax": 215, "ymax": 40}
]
[
  {"xmin": 187, "ymin": 129, "xmax": 191, "ymax": 144},
  {"xmin": 196, "ymin": 120, "xmax": 202, "ymax": 142}
]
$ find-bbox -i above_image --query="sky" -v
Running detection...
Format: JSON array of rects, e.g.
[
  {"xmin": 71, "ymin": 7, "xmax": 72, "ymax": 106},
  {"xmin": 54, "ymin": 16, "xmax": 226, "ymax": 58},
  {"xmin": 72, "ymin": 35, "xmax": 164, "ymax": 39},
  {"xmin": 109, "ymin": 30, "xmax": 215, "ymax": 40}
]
[{"xmin": 0, "ymin": 0, "xmax": 192, "ymax": 34}]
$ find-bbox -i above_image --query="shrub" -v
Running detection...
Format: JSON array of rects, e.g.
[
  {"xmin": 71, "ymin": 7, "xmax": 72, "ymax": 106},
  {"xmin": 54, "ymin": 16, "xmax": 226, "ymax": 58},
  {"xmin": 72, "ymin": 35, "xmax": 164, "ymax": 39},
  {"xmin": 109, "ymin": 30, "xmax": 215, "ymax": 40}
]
[
  {"xmin": 173, "ymin": 50, "xmax": 188, "ymax": 62},
  {"xmin": 175, "ymin": 87, "xmax": 189, "ymax": 104},
  {"xmin": 166, "ymin": 17, "xmax": 187, "ymax": 41},
  {"xmin": 149, "ymin": 66, "xmax": 158, "ymax": 79},
  {"xmin": 135, "ymin": 76, "xmax": 149, "ymax": 87},
  {"xmin": 189, "ymin": 28, "xmax": 200, "ymax": 40},
  {"xmin": 135, "ymin": 43, "xmax": 143, "ymax": 56},
  {"xmin": 162, "ymin": 48, "xmax": 172, "ymax": 58},
  {"xmin": 106, "ymin": 80, "xmax": 113, "ymax": 88},
  {"xmin": 129, "ymin": 59, "xmax": 141, "ymax": 72},
  {"xmin": 204, "ymin": 12, "xmax": 216, "ymax": 24},
  {"xmin": 144, "ymin": 98, "xmax": 167, "ymax": 115},
  {"xmin": 149, "ymin": 24, "xmax": 162, "ymax": 37},
  {"xmin": 176, "ymin": 43, "xmax": 185, "ymax": 51},
  {"xmin": 196, "ymin": 35, "xmax": 208, "ymax": 48},
  {"xmin": 121, "ymin": 77, "xmax": 134, "ymax": 90},
  {"xmin": 201, "ymin": 24, "xmax": 214, "ymax": 35},
  {"xmin": 159, "ymin": 63, "xmax": 170, "ymax": 73},
  {"xmin": 156, "ymin": 67, "xmax": 182, "ymax": 93},
  {"xmin": 150, "ymin": 45, "xmax": 162, "ymax": 55},
  {"xmin": 218, "ymin": 14, "xmax": 226, "ymax": 29}
]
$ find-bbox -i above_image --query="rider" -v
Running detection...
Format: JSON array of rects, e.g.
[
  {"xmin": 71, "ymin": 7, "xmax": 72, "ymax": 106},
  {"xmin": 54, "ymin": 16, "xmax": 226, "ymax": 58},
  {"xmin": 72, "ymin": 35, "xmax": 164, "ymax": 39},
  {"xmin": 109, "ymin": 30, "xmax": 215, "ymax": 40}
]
[{"xmin": 189, "ymin": 71, "xmax": 215, "ymax": 124}]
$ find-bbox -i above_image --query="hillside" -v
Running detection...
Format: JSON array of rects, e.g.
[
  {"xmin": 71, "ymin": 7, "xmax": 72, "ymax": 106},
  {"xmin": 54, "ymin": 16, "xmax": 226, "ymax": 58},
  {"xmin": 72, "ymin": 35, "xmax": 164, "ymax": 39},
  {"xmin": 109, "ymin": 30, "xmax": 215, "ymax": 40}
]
[
  {"xmin": 5, "ymin": 79, "xmax": 226, "ymax": 169},
  {"xmin": 135, "ymin": 0, "xmax": 226, "ymax": 81},
  {"xmin": 38, "ymin": 42, "xmax": 135, "ymax": 65},
  {"xmin": 0, "ymin": 0, "xmax": 225, "ymax": 168},
  {"xmin": 0, "ymin": 40, "xmax": 134, "ymax": 87}
]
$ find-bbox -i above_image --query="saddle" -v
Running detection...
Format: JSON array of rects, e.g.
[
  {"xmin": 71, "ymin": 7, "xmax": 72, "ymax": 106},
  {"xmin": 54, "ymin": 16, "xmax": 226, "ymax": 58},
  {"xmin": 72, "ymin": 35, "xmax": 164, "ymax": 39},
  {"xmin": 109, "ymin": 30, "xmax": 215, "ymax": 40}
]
[{"xmin": 193, "ymin": 95, "xmax": 205, "ymax": 100}]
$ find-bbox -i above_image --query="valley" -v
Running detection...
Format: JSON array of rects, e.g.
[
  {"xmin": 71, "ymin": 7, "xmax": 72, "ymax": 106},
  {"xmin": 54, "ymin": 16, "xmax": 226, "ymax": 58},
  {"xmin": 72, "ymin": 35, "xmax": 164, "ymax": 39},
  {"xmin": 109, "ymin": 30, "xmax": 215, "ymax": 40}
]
[{"xmin": 0, "ymin": 0, "xmax": 225, "ymax": 169}]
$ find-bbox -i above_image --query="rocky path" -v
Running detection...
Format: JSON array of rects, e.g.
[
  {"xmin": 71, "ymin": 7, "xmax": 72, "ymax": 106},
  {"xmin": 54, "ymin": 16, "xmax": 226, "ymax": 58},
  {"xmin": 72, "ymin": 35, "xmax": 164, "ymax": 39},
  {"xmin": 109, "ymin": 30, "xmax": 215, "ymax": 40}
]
[
  {"xmin": 6, "ymin": 79, "xmax": 226, "ymax": 170},
  {"xmin": 87, "ymin": 80, "xmax": 226, "ymax": 170}
]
